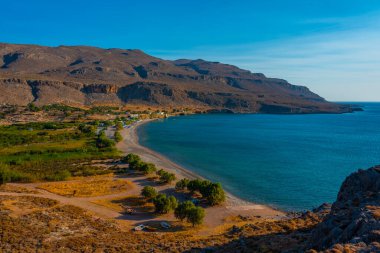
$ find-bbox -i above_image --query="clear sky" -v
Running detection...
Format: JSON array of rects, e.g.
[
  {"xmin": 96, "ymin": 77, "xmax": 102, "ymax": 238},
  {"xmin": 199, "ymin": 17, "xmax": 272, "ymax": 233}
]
[{"xmin": 1, "ymin": 0, "xmax": 380, "ymax": 101}]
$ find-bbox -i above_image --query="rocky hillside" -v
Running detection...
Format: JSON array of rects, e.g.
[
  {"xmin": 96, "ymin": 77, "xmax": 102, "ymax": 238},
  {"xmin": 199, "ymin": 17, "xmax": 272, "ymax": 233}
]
[
  {"xmin": 0, "ymin": 42, "xmax": 356, "ymax": 113},
  {"xmin": 309, "ymin": 166, "xmax": 380, "ymax": 252}
]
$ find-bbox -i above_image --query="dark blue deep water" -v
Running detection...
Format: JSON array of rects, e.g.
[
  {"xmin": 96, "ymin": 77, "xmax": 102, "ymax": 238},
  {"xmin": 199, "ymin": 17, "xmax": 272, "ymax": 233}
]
[{"xmin": 138, "ymin": 103, "xmax": 380, "ymax": 211}]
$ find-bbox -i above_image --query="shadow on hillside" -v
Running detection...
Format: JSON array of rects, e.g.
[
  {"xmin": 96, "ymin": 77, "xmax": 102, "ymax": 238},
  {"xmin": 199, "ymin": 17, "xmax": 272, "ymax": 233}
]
[{"xmin": 181, "ymin": 226, "xmax": 316, "ymax": 253}]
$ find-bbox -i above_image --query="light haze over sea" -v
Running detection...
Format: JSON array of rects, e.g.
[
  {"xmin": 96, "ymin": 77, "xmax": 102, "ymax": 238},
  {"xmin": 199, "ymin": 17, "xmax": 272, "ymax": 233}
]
[{"xmin": 139, "ymin": 103, "xmax": 380, "ymax": 211}]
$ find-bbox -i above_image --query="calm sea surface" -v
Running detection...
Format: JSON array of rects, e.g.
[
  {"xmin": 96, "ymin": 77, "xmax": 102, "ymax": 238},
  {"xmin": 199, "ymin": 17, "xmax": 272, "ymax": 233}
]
[{"xmin": 138, "ymin": 103, "xmax": 380, "ymax": 211}]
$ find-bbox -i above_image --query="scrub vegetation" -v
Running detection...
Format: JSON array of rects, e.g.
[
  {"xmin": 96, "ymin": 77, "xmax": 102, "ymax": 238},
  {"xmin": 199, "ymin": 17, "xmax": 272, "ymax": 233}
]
[{"xmin": 0, "ymin": 121, "xmax": 119, "ymax": 184}]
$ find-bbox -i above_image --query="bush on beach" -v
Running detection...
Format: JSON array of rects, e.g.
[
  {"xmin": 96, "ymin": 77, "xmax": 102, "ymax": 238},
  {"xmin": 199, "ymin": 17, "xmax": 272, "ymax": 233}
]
[
  {"xmin": 159, "ymin": 171, "xmax": 176, "ymax": 184},
  {"xmin": 186, "ymin": 179, "xmax": 226, "ymax": 206},
  {"xmin": 175, "ymin": 178, "xmax": 190, "ymax": 191},
  {"xmin": 174, "ymin": 200, "xmax": 195, "ymax": 221},
  {"xmin": 152, "ymin": 193, "xmax": 178, "ymax": 214},
  {"xmin": 187, "ymin": 206, "xmax": 205, "ymax": 226},
  {"xmin": 141, "ymin": 186, "xmax": 158, "ymax": 200},
  {"xmin": 114, "ymin": 131, "xmax": 123, "ymax": 143},
  {"xmin": 122, "ymin": 153, "xmax": 225, "ymax": 205},
  {"xmin": 174, "ymin": 200, "xmax": 205, "ymax": 226},
  {"xmin": 123, "ymin": 154, "xmax": 157, "ymax": 175}
]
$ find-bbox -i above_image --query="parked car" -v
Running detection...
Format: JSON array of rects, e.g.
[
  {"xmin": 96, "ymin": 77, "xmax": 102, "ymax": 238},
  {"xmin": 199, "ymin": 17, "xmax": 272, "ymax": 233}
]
[
  {"xmin": 134, "ymin": 224, "xmax": 145, "ymax": 231},
  {"xmin": 160, "ymin": 222, "xmax": 171, "ymax": 229}
]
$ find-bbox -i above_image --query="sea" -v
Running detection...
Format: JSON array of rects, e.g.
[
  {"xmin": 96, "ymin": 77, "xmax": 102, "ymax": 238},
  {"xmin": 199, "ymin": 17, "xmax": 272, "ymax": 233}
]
[{"xmin": 137, "ymin": 103, "xmax": 380, "ymax": 211}]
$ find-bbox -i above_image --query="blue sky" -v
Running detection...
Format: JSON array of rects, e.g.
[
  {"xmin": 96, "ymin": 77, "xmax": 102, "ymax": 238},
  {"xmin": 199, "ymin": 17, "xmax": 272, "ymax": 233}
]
[{"xmin": 1, "ymin": 0, "xmax": 380, "ymax": 101}]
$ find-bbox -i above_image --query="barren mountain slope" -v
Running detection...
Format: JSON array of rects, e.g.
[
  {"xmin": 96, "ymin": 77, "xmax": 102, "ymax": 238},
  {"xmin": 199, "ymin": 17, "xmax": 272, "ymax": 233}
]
[{"xmin": 0, "ymin": 43, "xmax": 355, "ymax": 113}]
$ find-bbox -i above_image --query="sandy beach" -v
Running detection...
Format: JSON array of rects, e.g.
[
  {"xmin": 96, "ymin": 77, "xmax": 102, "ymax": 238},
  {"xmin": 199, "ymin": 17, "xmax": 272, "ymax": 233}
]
[{"xmin": 117, "ymin": 119, "xmax": 285, "ymax": 224}]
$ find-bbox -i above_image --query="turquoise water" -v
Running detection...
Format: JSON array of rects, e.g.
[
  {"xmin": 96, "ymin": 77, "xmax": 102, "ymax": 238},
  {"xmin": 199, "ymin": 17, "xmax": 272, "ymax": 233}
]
[{"xmin": 138, "ymin": 103, "xmax": 380, "ymax": 211}]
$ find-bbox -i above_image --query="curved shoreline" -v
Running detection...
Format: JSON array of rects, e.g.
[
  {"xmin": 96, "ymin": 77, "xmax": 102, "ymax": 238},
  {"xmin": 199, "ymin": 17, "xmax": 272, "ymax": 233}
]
[{"xmin": 117, "ymin": 119, "xmax": 285, "ymax": 217}]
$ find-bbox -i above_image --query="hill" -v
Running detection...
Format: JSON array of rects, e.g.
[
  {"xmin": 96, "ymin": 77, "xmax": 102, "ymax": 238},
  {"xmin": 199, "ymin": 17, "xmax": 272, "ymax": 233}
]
[{"xmin": 0, "ymin": 42, "xmax": 356, "ymax": 113}]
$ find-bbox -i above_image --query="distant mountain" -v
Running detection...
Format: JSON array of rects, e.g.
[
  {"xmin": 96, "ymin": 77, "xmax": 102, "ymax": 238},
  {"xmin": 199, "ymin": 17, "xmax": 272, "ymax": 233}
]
[{"xmin": 0, "ymin": 43, "xmax": 355, "ymax": 113}]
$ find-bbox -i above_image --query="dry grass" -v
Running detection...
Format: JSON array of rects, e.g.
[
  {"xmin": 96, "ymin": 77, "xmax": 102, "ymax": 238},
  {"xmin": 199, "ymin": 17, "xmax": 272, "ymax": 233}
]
[
  {"xmin": 37, "ymin": 174, "xmax": 134, "ymax": 197},
  {"xmin": 91, "ymin": 197, "xmax": 126, "ymax": 212},
  {"xmin": 92, "ymin": 195, "xmax": 154, "ymax": 213},
  {"xmin": 0, "ymin": 184, "xmax": 39, "ymax": 194},
  {"xmin": 0, "ymin": 195, "xmax": 327, "ymax": 253}
]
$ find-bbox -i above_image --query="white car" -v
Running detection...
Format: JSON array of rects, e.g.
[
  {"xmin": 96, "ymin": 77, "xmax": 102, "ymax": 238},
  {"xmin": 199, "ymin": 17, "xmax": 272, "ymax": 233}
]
[{"xmin": 134, "ymin": 224, "xmax": 145, "ymax": 231}]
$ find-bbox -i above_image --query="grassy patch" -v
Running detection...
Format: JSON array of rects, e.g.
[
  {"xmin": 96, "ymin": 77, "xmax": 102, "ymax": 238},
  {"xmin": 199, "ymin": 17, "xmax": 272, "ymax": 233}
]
[
  {"xmin": 0, "ymin": 122, "xmax": 120, "ymax": 183},
  {"xmin": 0, "ymin": 184, "xmax": 39, "ymax": 194},
  {"xmin": 37, "ymin": 175, "xmax": 133, "ymax": 197},
  {"xmin": 92, "ymin": 195, "xmax": 154, "ymax": 213}
]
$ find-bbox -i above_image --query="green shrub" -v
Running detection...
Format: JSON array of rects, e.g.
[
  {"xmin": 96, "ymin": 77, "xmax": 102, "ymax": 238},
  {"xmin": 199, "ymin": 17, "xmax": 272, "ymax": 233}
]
[
  {"xmin": 187, "ymin": 206, "xmax": 205, "ymax": 226},
  {"xmin": 0, "ymin": 166, "xmax": 33, "ymax": 184},
  {"xmin": 159, "ymin": 171, "xmax": 176, "ymax": 184},
  {"xmin": 141, "ymin": 186, "xmax": 158, "ymax": 199},
  {"xmin": 27, "ymin": 103, "xmax": 41, "ymax": 112},
  {"xmin": 187, "ymin": 179, "xmax": 225, "ymax": 205},
  {"xmin": 156, "ymin": 169, "xmax": 165, "ymax": 176},
  {"xmin": 175, "ymin": 178, "xmax": 190, "ymax": 191},
  {"xmin": 44, "ymin": 169, "xmax": 71, "ymax": 181},
  {"xmin": 204, "ymin": 182, "xmax": 226, "ymax": 206},
  {"xmin": 140, "ymin": 163, "xmax": 157, "ymax": 175},
  {"xmin": 0, "ymin": 121, "xmax": 118, "ymax": 183},
  {"xmin": 122, "ymin": 153, "xmax": 141, "ymax": 164},
  {"xmin": 187, "ymin": 179, "xmax": 203, "ymax": 193},
  {"xmin": 78, "ymin": 124, "xmax": 96, "ymax": 134},
  {"xmin": 152, "ymin": 194, "xmax": 178, "ymax": 214},
  {"xmin": 96, "ymin": 132, "xmax": 115, "ymax": 148},
  {"xmin": 168, "ymin": 195, "xmax": 178, "ymax": 211},
  {"xmin": 115, "ymin": 121, "xmax": 123, "ymax": 130},
  {"xmin": 174, "ymin": 200, "xmax": 195, "ymax": 221},
  {"xmin": 114, "ymin": 131, "xmax": 123, "ymax": 142}
]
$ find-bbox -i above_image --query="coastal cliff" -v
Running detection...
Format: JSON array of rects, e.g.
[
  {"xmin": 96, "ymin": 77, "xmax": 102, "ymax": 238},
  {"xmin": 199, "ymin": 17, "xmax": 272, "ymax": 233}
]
[
  {"xmin": 309, "ymin": 166, "xmax": 380, "ymax": 252},
  {"xmin": 194, "ymin": 166, "xmax": 380, "ymax": 252},
  {"xmin": 0, "ymin": 43, "xmax": 357, "ymax": 113}
]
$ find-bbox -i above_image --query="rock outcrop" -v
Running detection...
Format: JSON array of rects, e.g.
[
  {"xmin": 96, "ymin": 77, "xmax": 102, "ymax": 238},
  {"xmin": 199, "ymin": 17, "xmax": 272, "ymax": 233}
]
[
  {"xmin": 0, "ymin": 42, "xmax": 359, "ymax": 113},
  {"xmin": 310, "ymin": 166, "xmax": 380, "ymax": 252}
]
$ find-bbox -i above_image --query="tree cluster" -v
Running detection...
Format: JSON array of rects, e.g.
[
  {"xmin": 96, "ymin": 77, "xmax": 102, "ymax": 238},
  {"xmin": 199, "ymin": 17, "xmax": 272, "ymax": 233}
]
[
  {"xmin": 78, "ymin": 124, "xmax": 96, "ymax": 135},
  {"xmin": 141, "ymin": 186, "xmax": 157, "ymax": 199},
  {"xmin": 115, "ymin": 121, "xmax": 123, "ymax": 131},
  {"xmin": 123, "ymin": 153, "xmax": 157, "ymax": 175},
  {"xmin": 152, "ymin": 193, "xmax": 178, "ymax": 214},
  {"xmin": 157, "ymin": 169, "xmax": 176, "ymax": 184},
  {"xmin": 96, "ymin": 131, "xmax": 115, "ymax": 148},
  {"xmin": 181, "ymin": 179, "xmax": 226, "ymax": 206},
  {"xmin": 174, "ymin": 200, "xmax": 205, "ymax": 226},
  {"xmin": 175, "ymin": 178, "xmax": 190, "ymax": 191},
  {"xmin": 114, "ymin": 131, "xmax": 122, "ymax": 142}
]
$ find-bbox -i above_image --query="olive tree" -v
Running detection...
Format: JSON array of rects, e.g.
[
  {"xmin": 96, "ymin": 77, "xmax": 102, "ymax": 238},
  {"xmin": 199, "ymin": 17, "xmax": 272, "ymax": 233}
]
[
  {"xmin": 174, "ymin": 200, "xmax": 195, "ymax": 221},
  {"xmin": 153, "ymin": 194, "xmax": 178, "ymax": 214},
  {"xmin": 187, "ymin": 206, "xmax": 205, "ymax": 226},
  {"xmin": 141, "ymin": 186, "xmax": 157, "ymax": 199}
]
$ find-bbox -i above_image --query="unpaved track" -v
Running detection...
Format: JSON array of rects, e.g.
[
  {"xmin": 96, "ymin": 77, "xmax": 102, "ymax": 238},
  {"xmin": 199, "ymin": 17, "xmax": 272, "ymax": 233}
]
[
  {"xmin": 0, "ymin": 173, "xmax": 177, "ymax": 225},
  {"xmin": 1, "ymin": 183, "xmax": 134, "ymax": 220}
]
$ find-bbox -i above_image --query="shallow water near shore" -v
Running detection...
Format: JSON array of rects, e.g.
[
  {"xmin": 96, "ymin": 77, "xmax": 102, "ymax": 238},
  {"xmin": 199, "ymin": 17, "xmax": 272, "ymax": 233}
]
[{"xmin": 138, "ymin": 103, "xmax": 380, "ymax": 211}]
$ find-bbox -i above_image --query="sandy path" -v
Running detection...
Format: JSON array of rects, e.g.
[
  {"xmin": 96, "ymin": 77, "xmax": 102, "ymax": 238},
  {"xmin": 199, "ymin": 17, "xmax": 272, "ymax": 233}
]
[
  {"xmin": 0, "ymin": 185, "xmax": 124, "ymax": 220},
  {"xmin": 1, "ymin": 176, "xmax": 177, "ymax": 226}
]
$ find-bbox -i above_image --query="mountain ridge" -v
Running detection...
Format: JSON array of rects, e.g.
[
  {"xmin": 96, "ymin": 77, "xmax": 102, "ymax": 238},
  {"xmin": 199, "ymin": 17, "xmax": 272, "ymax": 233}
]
[{"xmin": 0, "ymin": 42, "xmax": 356, "ymax": 113}]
